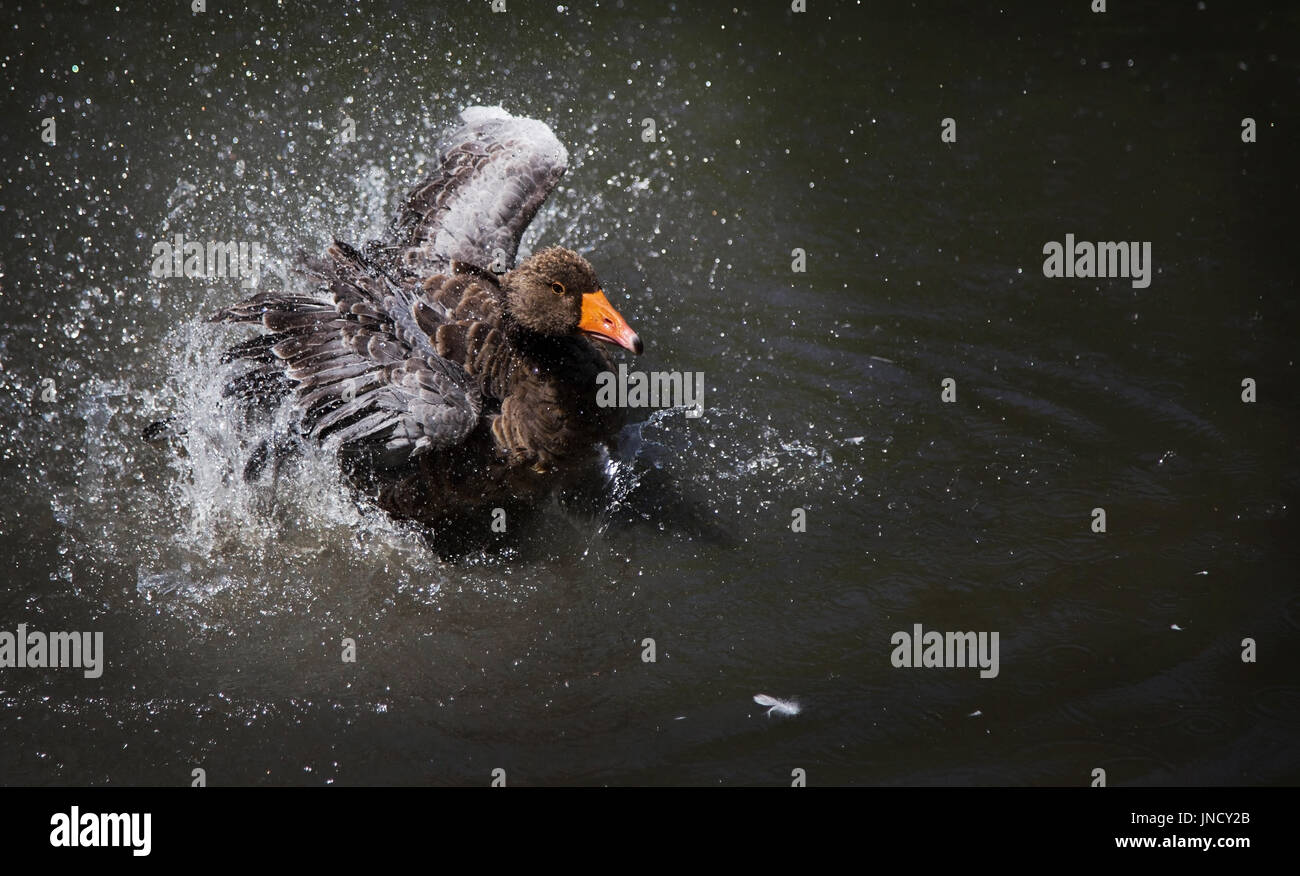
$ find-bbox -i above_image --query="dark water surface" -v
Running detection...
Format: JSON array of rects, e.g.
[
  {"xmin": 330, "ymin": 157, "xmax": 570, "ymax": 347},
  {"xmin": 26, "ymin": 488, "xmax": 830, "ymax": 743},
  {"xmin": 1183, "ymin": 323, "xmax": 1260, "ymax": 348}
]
[{"xmin": 1, "ymin": 1, "xmax": 1297, "ymax": 785}]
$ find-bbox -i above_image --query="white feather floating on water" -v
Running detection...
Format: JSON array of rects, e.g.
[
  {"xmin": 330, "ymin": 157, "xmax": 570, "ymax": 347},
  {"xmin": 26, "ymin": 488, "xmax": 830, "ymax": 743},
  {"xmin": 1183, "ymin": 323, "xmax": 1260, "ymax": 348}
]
[{"xmin": 753, "ymin": 694, "xmax": 801, "ymax": 718}]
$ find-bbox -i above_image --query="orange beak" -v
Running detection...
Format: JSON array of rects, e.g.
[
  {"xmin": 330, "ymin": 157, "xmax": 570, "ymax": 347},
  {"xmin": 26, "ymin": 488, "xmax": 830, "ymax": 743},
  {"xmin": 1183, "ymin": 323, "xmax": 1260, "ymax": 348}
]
[{"xmin": 579, "ymin": 289, "xmax": 643, "ymax": 354}]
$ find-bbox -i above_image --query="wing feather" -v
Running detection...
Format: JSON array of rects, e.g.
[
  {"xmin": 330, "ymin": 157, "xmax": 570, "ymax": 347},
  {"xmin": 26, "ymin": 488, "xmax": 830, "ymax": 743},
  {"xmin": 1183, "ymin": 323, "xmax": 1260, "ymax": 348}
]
[
  {"xmin": 379, "ymin": 106, "xmax": 568, "ymax": 275},
  {"xmin": 212, "ymin": 242, "xmax": 482, "ymax": 463}
]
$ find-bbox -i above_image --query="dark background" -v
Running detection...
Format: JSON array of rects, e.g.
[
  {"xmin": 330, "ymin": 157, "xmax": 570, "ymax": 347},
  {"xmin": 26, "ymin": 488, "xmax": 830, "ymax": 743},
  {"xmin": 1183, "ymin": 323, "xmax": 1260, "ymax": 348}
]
[{"xmin": 0, "ymin": 0, "xmax": 1297, "ymax": 785}]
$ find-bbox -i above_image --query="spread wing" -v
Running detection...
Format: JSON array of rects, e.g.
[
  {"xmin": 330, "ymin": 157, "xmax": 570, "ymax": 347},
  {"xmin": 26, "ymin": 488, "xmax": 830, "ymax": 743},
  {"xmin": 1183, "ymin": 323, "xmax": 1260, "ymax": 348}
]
[
  {"xmin": 378, "ymin": 106, "xmax": 569, "ymax": 276},
  {"xmin": 213, "ymin": 242, "xmax": 482, "ymax": 464}
]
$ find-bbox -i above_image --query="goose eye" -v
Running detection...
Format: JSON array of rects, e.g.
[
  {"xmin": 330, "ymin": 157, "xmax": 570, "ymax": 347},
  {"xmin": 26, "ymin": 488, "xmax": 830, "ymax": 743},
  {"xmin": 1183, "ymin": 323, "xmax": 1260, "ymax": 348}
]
[{"xmin": 551, "ymin": 282, "xmax": 566, "ymax": 295}]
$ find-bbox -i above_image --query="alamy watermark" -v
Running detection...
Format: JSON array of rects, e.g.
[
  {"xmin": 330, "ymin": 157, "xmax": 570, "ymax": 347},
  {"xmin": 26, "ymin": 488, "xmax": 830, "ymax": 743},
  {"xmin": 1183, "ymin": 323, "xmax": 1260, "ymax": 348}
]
[
  {"xmin": 1042, "ymin": 234, "xmax": 1152, "ymax": 289},
  {"xmin": 595, "ymin": 364, "xmax": 704, "ymax": 417},
  {"xmin": 0, "ymin": 624, "xmax": 104, "ymax": 678},
  {"xmin": 150, "ymin": 234, "xmax": 267, "ymax": 287},
  {"xmin": 50, "ymin": 807, "xmax": 150, "ymax": 856},
  {"xmin": 890, "ymin": 623, "xmax": 999, "ymax": 678}
]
